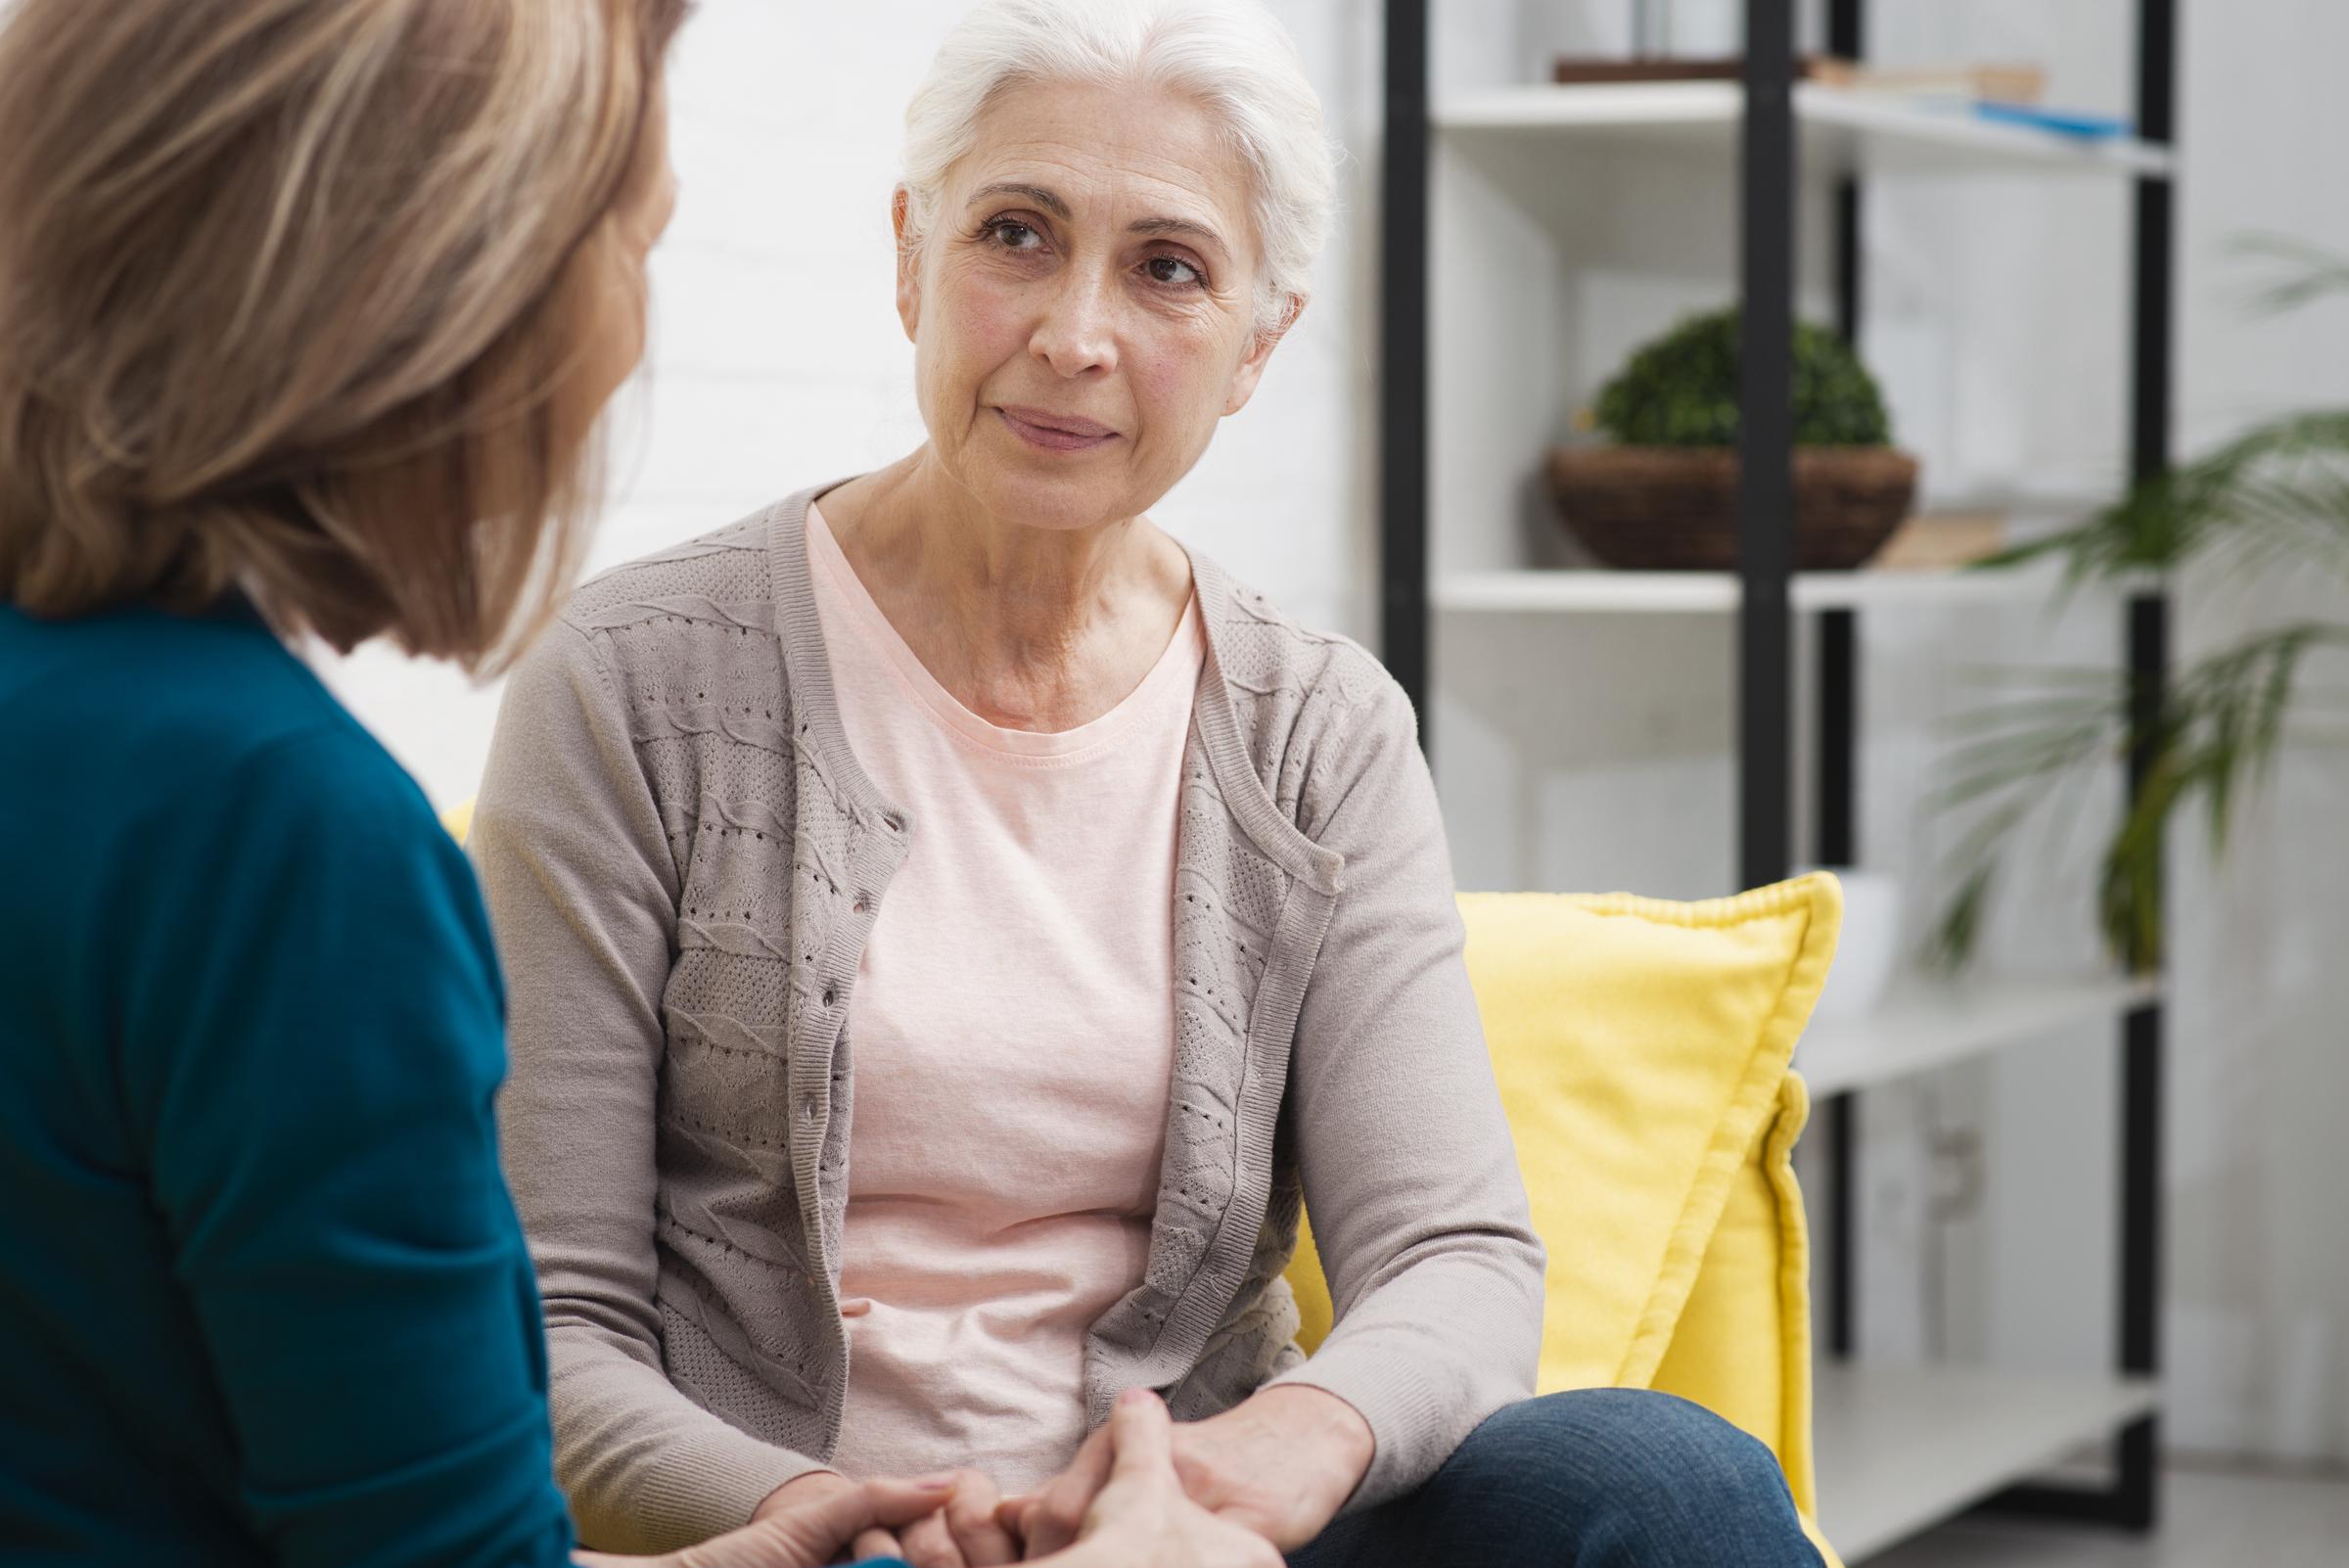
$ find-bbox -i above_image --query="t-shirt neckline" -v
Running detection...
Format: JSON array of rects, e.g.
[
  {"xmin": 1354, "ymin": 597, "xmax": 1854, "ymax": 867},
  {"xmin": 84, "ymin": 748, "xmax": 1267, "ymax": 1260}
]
[{"xmin": 805, "ymin": 499, "xmax": 1202, "ymax": 762}]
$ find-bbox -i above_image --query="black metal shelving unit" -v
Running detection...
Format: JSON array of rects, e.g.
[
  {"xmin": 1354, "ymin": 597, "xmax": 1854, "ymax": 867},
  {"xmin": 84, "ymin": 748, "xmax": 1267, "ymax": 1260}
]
[{"xmin": 1379, "ymin": 0, "xmax": 2175, "ymax": 1548}]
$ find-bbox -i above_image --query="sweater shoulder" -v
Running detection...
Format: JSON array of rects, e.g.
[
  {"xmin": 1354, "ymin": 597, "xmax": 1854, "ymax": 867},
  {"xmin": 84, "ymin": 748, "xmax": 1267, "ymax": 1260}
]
[
  {"xmin": 547, "ymin": 507, "xmax": 789, "ymax": 740},
  {"xmin": 1203, "ymin": 568, "xmax": 1414, "ymax": 840},
  {"xmin": 558, "ymin": 506, "xmax": 777, "ymax": 635},
  {"xmin": 1206, "ymin": 568, "xmax": 1395, "ymax": 713}
]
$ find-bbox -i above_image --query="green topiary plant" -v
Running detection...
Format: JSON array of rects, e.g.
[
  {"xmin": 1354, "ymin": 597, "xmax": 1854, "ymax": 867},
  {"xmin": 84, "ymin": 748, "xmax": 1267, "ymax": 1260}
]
[{"xmin": 1594, "ymin": 308, "xmax": 1894, "ymax": 448}]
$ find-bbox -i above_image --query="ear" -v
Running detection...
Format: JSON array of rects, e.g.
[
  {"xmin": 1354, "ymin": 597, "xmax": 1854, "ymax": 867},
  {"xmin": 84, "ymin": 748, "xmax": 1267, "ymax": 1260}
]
[
  {"xmin": 1222, "ymin": 293, "xmax": 1307, "ymax": 417},
  {"xmin": 893, "ymin": 186, "xmax": 922, "ymax": 343}
]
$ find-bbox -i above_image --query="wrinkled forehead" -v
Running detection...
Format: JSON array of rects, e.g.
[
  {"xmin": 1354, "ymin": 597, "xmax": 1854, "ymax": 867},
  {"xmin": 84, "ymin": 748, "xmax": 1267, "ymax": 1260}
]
[{"xmin": 945, "ymin": 79, "xmax": 1259, "ymax": 261}]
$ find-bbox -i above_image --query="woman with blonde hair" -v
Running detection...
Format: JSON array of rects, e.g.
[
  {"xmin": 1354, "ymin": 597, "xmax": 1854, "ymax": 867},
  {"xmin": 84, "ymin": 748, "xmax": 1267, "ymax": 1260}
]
[{"xmin": 0, "ymin": 3, "xmax": 1250, "ymax": 1565}]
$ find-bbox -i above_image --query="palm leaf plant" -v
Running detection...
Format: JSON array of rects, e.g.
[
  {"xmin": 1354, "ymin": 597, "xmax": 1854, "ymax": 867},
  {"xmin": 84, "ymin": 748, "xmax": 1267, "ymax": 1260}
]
[{"xmin": 1932, "ymin": 241, "xmax": 2349, "ymax": 973}]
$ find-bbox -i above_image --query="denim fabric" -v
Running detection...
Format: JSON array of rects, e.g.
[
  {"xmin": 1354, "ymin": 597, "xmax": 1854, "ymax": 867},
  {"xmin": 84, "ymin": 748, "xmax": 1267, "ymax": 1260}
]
[{"xmin": 1289, "ymin": 1389, "xmax": 1824, "ymax": 1568}]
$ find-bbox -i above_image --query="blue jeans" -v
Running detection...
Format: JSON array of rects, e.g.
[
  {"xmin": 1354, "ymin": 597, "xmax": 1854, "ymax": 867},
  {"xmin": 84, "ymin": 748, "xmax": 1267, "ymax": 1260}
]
[{"xmin": 1288, "ymin": 1389, "xmax": 1824, "ymax": 1568}]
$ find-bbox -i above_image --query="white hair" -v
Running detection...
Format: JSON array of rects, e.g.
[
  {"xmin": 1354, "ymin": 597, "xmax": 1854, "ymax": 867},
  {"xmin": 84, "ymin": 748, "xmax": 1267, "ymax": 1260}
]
[{"xmin": 900, "ymin": 0, "xmax": 1337, "ymax": 334}]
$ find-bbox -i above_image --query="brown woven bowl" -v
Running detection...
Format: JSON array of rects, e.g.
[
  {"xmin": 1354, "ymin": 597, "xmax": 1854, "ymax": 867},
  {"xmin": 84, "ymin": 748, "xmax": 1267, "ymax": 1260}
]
[{"xmin": 1546, "ymin": 446, "xmax": 1919, "ymax": 571}]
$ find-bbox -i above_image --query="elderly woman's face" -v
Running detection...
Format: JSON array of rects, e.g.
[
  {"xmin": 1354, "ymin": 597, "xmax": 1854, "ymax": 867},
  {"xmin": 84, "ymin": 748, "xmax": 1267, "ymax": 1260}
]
[{"xmin": 897, "ymin": 79, "xmax": 1292, "ymax": 532}]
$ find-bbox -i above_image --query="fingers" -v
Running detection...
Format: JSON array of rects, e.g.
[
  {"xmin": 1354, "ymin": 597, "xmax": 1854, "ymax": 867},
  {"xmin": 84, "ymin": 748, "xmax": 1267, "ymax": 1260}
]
[
  {"xmin": 942, "ymin": 1468, "xmax": 1021, "ymax": 1566},
  {"xmin": 852, "ymin": 1527, "xmax": 904, "ymax": 1563},
  {"xmin": 779, "ymin": 1474, "xmax": 943, "ymax": 1551},
  {"xmin": 687, "ymin": 1475, "xmax": 950, "ymax": 1568},
  {"xmin": 1103, "ymin": 1388, "xmax": 1175, "ymax": 1482},
  {"xmin": 899, "ymin": 1508, "xmax": 966, "ymax": 1568},
  {"xmin": 1015, "ymin": 1413, "xmax": 1117, "ymax": 1559},
  {"xmin": 865, "ymin": 1476, "xmax": 969, "ymax": 1532}
]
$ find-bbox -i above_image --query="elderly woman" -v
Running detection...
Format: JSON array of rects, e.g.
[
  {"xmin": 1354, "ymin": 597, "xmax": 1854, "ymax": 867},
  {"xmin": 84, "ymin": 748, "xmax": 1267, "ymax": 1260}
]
[{"xmin": 474, "ymin": 2, "xmax": 1823, "ymax": 1565}]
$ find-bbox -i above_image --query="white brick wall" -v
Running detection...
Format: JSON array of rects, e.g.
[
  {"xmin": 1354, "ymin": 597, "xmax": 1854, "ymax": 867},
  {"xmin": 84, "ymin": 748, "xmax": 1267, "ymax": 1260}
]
[{"xmin": 326, "ymin": 0, "xmax": 1376, "ymax": 808}]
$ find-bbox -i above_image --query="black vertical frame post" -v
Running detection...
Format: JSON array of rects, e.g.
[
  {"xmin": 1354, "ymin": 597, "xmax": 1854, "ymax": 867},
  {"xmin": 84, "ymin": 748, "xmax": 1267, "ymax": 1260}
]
[
  {"xmin": 1380, "ymin": 0, "xmax": 1432, "ymax": 735},
  {"xmin": 1820, "ymin": 0, "xmax": 1866, "ymax": 1366},
  {"xmin": 1738, "ymin": 0, "xmax": 1797, "ymax": 894},
  {"xmin": 1819, "ymin": 611, "xmax": 1859, "ymax": 1358},
  {"xmin": 1829, "ymin": 0, "xmax": 1865, "ymax": 346},
  {"xmin": 2113, "ymin": 601, "xmax": 2167, "ymax": 1529},
  {"xmin": 2113, "ymin": 0, "xmax": 2177, "ymax": 1527}
]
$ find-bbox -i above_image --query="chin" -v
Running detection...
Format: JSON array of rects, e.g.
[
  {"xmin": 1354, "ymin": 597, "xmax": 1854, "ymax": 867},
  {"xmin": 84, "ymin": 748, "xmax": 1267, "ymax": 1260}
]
[{"xmin": 967, "ymin": 461, "xmax": 1132, "ymax": 534}]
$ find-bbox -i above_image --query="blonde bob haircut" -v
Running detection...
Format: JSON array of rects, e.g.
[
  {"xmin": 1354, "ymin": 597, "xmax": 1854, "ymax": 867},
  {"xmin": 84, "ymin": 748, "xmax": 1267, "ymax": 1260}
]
[{"xmin": 0, "ymin": 0, "xmax": 690, "ymax": 671}]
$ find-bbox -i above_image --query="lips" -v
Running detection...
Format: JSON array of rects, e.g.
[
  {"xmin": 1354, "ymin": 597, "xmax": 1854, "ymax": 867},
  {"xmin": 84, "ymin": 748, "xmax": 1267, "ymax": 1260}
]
[{"xmin": 997, "ymin": 405, "xmax": 1121, "ymax": 452}]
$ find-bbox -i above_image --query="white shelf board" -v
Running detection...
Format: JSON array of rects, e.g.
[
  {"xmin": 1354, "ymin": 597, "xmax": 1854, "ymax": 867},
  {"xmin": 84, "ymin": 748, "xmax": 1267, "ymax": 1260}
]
[
  {"xmin": 1815, "ymin": 1360, "xmax": 2160, "ymax": 1561},
  {"xmin": 1795, "ymin": 973, "xmax": 2162, "ymax": 1099},
  {"xmin": 1436, "ymin": 83, "xmax": 2174, "ymax": 180},
  {"xmin": 1436, "ymin": 570, "xmax": 1744, "ymax": 614},
  {"xmin": 1431, "ymin": 564, "xmax": 2082, "ymax": 616}
]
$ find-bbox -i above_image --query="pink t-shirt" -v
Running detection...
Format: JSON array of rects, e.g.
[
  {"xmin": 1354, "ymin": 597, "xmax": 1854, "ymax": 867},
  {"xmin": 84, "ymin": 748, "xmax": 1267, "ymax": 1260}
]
[{"xmin": 805, "ymin": 502, "xmax": 1201, "ymax": 1492}]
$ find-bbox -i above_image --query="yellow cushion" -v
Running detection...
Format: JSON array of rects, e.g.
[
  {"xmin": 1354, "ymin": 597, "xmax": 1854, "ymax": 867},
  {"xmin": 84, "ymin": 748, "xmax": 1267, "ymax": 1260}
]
[
  {"xmin": 1286, "ymin": 876, "xmax": 1840, "ymax": 1561},
  {"xmin": 1649, "ymin": 1070, "xmax": 1829, "ymax": 1559}
]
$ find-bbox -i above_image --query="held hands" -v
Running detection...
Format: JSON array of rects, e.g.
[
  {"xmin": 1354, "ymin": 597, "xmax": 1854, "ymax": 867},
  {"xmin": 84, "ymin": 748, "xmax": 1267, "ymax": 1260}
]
[
  {"xmin": 1020, "ymin": 1387, "xmax": 1284, "ymax": 1568},
  {"xmin": 573, "ymin": 1475, "xmax": 959, "ymax": 1568},
  {"xmin": 757, "ymin": 1465, "xmax": 1024, "ymax": 1567},
  {"xmin": 611, "ymin": 1384, "xmax": 1365, "ymax": 1568},
  {"xmin": 1002, "ymin": 1385, "xmax": 1374, "ymax": 1559}
]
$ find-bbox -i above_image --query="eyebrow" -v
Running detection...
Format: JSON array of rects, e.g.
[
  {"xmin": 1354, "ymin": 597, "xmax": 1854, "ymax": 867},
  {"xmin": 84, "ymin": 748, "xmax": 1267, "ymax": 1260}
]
[
  {"xmin": 969, "ymin": 182, "xmax": 1072, "ymax": 220},
  {"xmin": 968, "ymin": 182, "xmax": 1231, "ymax": 260},
  {"xmin": 1128, "ymin": 215, "xmax": 1229, "ymax": 259}
]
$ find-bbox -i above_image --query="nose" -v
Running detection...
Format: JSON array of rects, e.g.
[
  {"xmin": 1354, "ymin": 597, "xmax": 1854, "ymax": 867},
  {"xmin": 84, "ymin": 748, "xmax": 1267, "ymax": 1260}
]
[{"xmin": 1029, "ymin": 264, "xmax": 1118, "ymax": 380}]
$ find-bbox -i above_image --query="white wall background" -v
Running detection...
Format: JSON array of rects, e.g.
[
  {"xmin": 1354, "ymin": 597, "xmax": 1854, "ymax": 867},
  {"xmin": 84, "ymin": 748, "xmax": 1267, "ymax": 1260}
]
[{"xmin": 328, "ymin": 0, "xmax": 2349, "ymax": 1472}]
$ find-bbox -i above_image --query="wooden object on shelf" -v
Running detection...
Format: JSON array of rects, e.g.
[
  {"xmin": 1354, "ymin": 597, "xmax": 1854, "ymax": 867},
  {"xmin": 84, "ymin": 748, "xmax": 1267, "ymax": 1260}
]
[
  {"xmin": 1810, "ymin": 60, "xmax": 2047, "ymax": 106},
  {"xmin": 1871, "ymin": 511, "xmax": 2009, "ymax": 571},
  {"xmin": 1551, "ymin": 54, "xmax": 1837, "ymax": 86},
  {"xmin": 1544, "ymin": 446, "xmax": 1918, "ymax": 571},
  {"xmin": 1553, "ymin": 57, "xmax": 2046, "ymax": 106}
]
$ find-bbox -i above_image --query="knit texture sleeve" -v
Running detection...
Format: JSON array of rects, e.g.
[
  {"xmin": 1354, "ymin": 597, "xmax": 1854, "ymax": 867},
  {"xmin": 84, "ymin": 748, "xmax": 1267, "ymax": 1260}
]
[
  {"xmin": 474, "ymin": 620, "xmax": 829, "ymax": 1551},
  {"xmin": 119, "ymin": 725, "xmax": 575, "ymax": 1568},
  {"xmin": 1265, "ymin": 669, "xmax": 1547, "ymax": 1512}
]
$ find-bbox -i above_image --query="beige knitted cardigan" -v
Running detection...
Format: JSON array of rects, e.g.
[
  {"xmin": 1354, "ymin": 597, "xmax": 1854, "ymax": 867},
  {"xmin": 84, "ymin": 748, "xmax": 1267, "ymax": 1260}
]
[{"xmin": 472, "ymin": 484, "xmax": 1544, "ymax": 1552}]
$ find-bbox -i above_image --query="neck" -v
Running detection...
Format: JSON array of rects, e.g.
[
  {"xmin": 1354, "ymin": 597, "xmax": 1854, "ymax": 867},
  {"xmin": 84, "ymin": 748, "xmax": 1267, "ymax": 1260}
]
[{"xmin": 818, "ymin": 449, "xmax": 1189, "ymax": 729}]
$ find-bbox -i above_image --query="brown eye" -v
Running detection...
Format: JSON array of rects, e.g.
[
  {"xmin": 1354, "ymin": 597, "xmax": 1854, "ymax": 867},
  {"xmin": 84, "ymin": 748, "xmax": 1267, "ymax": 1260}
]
[
  {"xmin": 988, "ymin": 219, "xmax": 1043, "ymax": 252},
  {"xmin": 1145, "ymin": 254, "xmax": 1202, "ymax": 287}
]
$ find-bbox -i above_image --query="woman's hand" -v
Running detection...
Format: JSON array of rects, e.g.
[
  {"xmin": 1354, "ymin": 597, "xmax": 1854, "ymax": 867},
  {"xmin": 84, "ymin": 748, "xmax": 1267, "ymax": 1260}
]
[
  {"xmin": 895, "ymin": 1467, "xmax": 1023, "ymax": 1566},
  {"xmin": 1031, "ymin": 1390, "xmax": 1282, "ymax": 1568},
  {"xmin": 1004, "ymin": 1386, "xmax": 1371, "ymax": 1558},
  {"xmin": 574, "ymin": 1475, "xmax": 955, "ymax": 1568},
  {"xmin": 752, "ymin": 1470, "xmax": 907, "ymax": 1564},
  {"xmin": 753, "ymin": 1465, "xmax": 1020, "ymax": 1568}
]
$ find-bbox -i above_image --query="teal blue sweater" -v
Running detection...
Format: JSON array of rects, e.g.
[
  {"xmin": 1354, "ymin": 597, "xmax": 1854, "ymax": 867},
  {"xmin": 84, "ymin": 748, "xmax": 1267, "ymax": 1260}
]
[{"xmin": 0, "ymin": 599, "xmax": 576, "ymax": 1567}]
